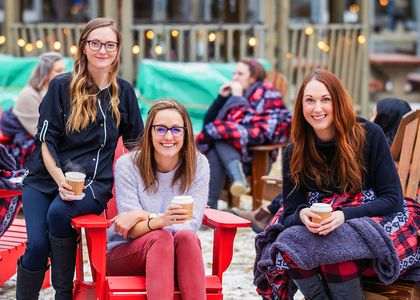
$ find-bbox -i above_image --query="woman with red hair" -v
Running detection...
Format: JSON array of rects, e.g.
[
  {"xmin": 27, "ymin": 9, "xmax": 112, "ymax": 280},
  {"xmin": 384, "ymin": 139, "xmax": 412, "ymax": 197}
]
[{"xmin": 254, "ymin": 69, "xmax": 420, "ymax": 300}]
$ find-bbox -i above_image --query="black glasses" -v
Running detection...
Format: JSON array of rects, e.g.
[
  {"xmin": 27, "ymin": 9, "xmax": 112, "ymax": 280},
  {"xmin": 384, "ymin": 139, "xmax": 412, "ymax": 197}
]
[
  {"xmin": 86, "ymin": 40, "xmax": 119, "ymax": 52},
  {"xmin": 152, "ymin": 125, "xmax": 186, "ymax": 137}
]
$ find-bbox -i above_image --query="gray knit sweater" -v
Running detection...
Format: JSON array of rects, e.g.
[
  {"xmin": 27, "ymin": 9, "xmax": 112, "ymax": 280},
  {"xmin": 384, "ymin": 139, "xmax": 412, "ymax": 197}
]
[{"xmin": 107, "ymin": 151, "xmax": 210, "ymax": 252}]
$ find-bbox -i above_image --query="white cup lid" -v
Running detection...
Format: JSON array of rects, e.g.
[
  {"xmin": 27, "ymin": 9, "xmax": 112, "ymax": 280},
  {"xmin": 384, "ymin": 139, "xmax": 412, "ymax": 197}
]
[
  {"xmin": 310, "ymin": 203, "xmax": 332, "ymax": 212},
  {"xmin": 65, "ymin": 172, "xmax": 86, "ymax": 182},
  {"xmin": 172, "ymin": 195, "xmax": 194, "ymax": 204}
]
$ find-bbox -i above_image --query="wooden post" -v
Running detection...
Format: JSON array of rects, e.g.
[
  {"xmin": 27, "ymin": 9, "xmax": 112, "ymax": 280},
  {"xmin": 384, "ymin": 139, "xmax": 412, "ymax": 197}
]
[
  {"xmin": 4, "ymin": 0, "xmax": 20, "ymax": 54},
  {"xmin": 278, "ymin": 0, "xmax": 289, "ymax": 104},
  {"xmin": 360, "ymin": 0, "xmax": 370, "ymax": 117},
  {"xmin": 121, "ymin": 0, "xmax": 133, "ymax": 82},
  {"xmin": 264, "ymin": 0, "xmax": 276, "ymax": 67},
  {"xmin": 104, "ymin": 0, "xmax": 119, "ymax": 21}
]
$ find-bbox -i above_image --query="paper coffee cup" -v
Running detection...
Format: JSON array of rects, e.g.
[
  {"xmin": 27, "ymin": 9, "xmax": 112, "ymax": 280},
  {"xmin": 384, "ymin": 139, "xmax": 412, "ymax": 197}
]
[
  {"xmin": 172, "ymin": 195, "xmax": 194, "ymax": 221},
  {"xmin": 65, "ymin": 172, "xmax": 86, "ymax": 196},
  {"xmin": 310, "ymin": 203, "xmax": 332, "ymax": 223}
]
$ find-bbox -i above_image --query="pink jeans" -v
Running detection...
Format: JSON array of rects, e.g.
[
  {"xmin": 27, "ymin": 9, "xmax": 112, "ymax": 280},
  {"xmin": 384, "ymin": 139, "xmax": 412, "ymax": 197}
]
[{"xmin": 106, "ymin": 229, "xmax": 206, "ymax": 300}]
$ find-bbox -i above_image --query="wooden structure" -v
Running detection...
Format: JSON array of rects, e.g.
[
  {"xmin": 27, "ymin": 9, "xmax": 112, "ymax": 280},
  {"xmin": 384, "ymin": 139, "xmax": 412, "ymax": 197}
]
[{"xmin": 1, "ymin": 0, "xmax": 371, "ymax": 115}]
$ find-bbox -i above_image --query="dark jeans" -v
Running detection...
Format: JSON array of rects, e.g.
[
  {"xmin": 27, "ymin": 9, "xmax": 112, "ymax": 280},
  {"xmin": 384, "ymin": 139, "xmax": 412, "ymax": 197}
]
[
  {"xmin": 207, "ymin": 141, "xmax": 272, "ymax": 209},
  {"xmin": 21, "ymin": 185, "xmax": 103, "ymax": 271}
]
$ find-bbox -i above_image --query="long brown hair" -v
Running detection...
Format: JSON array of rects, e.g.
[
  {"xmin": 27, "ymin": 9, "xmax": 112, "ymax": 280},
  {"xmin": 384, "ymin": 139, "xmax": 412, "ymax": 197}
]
[
  {"xmin": 134, "ymin": 99, "xmax": 197, "ymax": 193},
  {"xmin": 290, "ymin": 69, "xmax": 366, "ymax": 194},
  {"xmin": 67, "ymin": 18, "xmax": 121, "ymax": 132}
]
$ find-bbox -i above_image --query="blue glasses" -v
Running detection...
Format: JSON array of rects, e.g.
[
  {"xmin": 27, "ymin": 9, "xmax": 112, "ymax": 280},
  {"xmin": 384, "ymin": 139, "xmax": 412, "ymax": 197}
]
[{"xmin": 152, "ymin": 125, "xmax": 186, "ymax": 137}]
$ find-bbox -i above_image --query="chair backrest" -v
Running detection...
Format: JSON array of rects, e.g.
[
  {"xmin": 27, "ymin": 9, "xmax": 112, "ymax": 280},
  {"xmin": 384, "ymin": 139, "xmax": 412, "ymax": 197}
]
[
  {"xmin": 266, "ymin": 71, "xmax": 288, "ymax": 100},
  {"xmin": 105, "ymin": 138, "xmax": 128, "ymax": 220},
  {"xmin": 391, "ymin": 109, "xmax": 420, "ymax": 200}
]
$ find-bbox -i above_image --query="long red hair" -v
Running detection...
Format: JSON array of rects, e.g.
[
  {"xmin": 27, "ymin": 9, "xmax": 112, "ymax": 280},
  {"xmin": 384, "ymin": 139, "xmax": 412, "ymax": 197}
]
[{"xmin": 290, "ymin": 69, "xmax": 366, "ymax": 193}]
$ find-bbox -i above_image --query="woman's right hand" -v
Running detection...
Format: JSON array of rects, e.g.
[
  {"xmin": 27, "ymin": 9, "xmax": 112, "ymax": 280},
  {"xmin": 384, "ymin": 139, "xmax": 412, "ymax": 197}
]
[
  {"xmin": 58, "ymin": 180, "xmax": 75, "ymax": 201},
  {"xmin": 158, "ymin": 204, "xmax": 189, "ymax": 227},
  {"xmin": 299, "ymin": 207, "xmax": 321, "ymax": 233},
  {"xmin": 219, "ymin": 82, "xmax": 233, "ymax": 97}
]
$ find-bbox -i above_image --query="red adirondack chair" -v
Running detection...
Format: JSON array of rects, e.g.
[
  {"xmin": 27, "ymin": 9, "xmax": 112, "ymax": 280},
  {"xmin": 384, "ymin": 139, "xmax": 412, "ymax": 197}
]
[
  {"xmin": 71, "ymin": 140, "xmax": 251, "ymax": 299},
  {"xmin": 0, "ymin": 189, "xmax": 50, "ymax": 288}
]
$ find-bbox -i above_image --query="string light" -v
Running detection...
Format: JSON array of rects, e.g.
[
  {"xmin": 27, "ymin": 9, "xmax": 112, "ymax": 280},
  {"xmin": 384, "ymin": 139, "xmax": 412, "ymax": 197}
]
[
  {"xmin": 146, "ymin": 30, "xmax": 154, "ymax": 40},
  {"xmin": 0, "ymin": 36, "xmax": 6, "ymax": 45},
  {"xmin": 70, "ymin": 45, "xmax": 77, "ymax": 55},
  {"xmin": 286, "ymin": 52, "xmax": 292, "ymax": 59},
  {"xmin": 132, "ymin": 45, "xmax": 140, "ymax": 54},
  {"xmin": 349, "ymin": 4, "xmax": 360, "ymax": 13},
  {"xmin": 248, "ymin": 37, "xmax": 257, "ymax": 47},
  {"xmin": 379, "ymin": 0, "xmax": 389, "ymax": 7},
  {"xmin": 208, "ymin": 32, "xmax": 216, "ymax": 42},
  {"xmin": 358, "ymin": 35, "xmax": 366, "ymax": 44},
  {"xmin": 171, "ymin": 30, "xmax": 179, "ymax": 38},
  {"xmin": 17, "ymin": 39, "xmax": 26, "ymax": 47},
  {"xmin": 53, "ymin": 41, "xmax": 61, "ymax": 50},
  {"xmin": 317, "ymin": 41, "xmax": 326, "ymax": 50},
  {"xmin": 304, "ymin": 26, "xmax": 314, "ymax": 35},
  {"xmin": 25, "ymin": 43, "xmax": 34, "ymax": 52},
  {"xmin": 154, "ymin": 45, "xmax": 163, "ymax": 55},
  {"xmin": 35, "ymin": 40, "xmax": 43, "ymax": 49}
]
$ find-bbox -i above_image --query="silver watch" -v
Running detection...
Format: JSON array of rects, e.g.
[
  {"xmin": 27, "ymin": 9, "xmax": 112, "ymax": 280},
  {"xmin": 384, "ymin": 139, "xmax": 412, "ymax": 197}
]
[{"xmin": 148, "ymin": 212, "xmax": 158, "ymax": 219}]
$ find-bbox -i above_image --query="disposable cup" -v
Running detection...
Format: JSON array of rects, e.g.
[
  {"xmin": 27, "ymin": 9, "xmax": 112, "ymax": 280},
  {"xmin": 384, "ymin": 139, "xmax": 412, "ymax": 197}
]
[
  {"xmin": 310, "ymin": 203, "xmax": 332, "ymax": 223},
  {"xmin": 172, "ymin": 195, "xmax": 194, "ymax": 221},
  {"xmin": 64, "ymin": 172, "xmax": 86, "ymax": 196}
]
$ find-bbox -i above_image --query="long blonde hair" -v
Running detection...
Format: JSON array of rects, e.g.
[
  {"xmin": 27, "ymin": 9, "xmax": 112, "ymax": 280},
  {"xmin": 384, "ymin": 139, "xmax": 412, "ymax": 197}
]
[
  {"xmin": 134, "ymin": 99, "xmax": 197, "ymax": 193},
  {"xmin": 67, "ymin": 18, "xmax": 121, "ymax": 132}
]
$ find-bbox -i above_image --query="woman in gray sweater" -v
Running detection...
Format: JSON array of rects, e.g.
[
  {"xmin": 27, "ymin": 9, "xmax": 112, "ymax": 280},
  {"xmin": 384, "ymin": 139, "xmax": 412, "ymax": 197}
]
[{"xmin": 107, "ymin": 99, "xmax": 209, "ymax": 300}]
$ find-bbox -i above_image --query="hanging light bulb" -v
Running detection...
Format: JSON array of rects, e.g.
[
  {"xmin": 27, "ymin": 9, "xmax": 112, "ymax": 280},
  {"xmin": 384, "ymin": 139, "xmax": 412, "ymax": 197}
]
[
  {"xmin": 171, "ymin": 30, "xmax": 179, "ymax": 38},
  {"xmin": 208, "ymin": 32, "xmax": 216, "ymax": 42},
  {"xmin": 0, "ymin": 35, "xmax": 6, "ymax": 45},
  {"xmin": 146, "ymin": 30, "xmax": 154, "ymax": 40},
  {"xmin": 155, "ymin": 44, "xmax": 163, "ymax": 55},
  {"xmin": 53, "ymin": 41, "xmax": 61, "ymax": 50},
  {"xmin": 132, "ymin": 45, "xmax": 140, "ymax": 54},
  {"xmin": 17, "ymin": 39, "xmax": 26, "ymax": 47},
  {"xmin": 35, "ymin": 40, "xmax": 43, "ymax": 49},
  {"xmin": 70, "ymin": 45, "xmax": 78, "ymax": 55},
  {"xmin": 304, "ymin": 26, "xmax": 314, "ymax": 35},
  {"xmin": 248, "ymin": 37, "xmax": 257, "ymax": 47},
  {"xmin": 25, "ymin": 43, "xmax": 34, "ymax": 52}
]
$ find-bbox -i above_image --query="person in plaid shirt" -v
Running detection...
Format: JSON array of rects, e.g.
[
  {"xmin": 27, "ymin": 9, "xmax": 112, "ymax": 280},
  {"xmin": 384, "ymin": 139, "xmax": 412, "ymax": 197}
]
[
  {"xmin": 196, "ymin": 59, "xmax": 291, "ymax": 209},
  {"xmin": 256, "ymin": 69, "xmax": 419, "ymax": 300}
]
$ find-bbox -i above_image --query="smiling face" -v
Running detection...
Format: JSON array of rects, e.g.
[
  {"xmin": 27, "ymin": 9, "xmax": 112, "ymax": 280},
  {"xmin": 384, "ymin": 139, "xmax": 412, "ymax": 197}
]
[
  {"xmin": 302, "ymin": 80, "xmax": 336, "ymax": 141},
  {"xmin": 233, "ymin": 62, "xmax": 256, "ymax": 90},
  {"xmin": 84, "ymin": 26, "xmax": 119, "ymax": 73},
  {"xmin": 151, "ymin": 109, "xmax": 185, "ymax": 169}
]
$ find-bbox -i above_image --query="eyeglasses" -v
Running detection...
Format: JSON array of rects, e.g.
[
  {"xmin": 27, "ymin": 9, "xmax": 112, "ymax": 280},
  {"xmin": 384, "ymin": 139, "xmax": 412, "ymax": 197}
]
[
  {"xmin": 152, "ymin": 125, "xmax": 186, "ymax": 137},
  {"xmin": 86, "ymin": 40, "xmax": 119, "ymax": 52}
]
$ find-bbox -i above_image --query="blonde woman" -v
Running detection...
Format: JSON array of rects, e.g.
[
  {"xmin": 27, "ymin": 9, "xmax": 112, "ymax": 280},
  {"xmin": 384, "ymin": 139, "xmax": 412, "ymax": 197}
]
[
  {"xmin": 107, "ymin": 100, "xmax": 209, "ymax": 300},
  {"xmin": 16, "ymin": 18, "xmax": 143, "ymax": 299}
]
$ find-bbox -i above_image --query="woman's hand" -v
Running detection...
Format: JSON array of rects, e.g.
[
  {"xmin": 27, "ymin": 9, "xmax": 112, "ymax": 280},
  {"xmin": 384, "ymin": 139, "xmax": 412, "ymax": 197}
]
[
  {"xmin": 318, "ymin": 211, "xmax": 345, "ymax": 235},
  {"xmin": 230, "ymin": 81, "xmax": 244, "ymax": 96},
  {"xmin": 111, "ymin": 210, "xmax": 148, "ymax": 239},
  {"xmin": 219, "ymin": 82, "xmax": 233, "ymax": 97},
  {"xmin": 58, "ymin": 180, "xmax": 76, "ymax": 201},
  {"xmin": 299, "ymin": 207, "xmax": 321, "ymax": 233},
  {"xmin": 158, "ymin": 204, "xmax": 188, "ymax": 227}
]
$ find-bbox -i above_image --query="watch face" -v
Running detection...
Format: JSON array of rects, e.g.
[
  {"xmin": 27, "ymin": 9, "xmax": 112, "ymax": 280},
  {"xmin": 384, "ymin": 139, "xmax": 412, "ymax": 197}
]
[{"xmin": 149, "ymin": 213, "xmax": 158, "ymax": 219}]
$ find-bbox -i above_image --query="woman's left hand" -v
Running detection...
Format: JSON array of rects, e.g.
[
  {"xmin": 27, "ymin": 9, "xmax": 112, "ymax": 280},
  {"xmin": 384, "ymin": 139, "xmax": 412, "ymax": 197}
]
[
  {"xmin": 111, "ymin": 210, "xmax": 147, "ymax": 239},
  {"xmin": 317, "ymin": 211, "xmax": 345, "ymax": 235}
]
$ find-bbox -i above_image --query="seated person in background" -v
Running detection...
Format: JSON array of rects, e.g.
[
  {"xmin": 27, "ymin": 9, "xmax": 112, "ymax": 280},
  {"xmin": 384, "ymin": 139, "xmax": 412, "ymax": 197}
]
[
  {"xmin": 370, "ymin": 97, "xmax": 412, "ymax": 146},
  {"xmin": 107, "ymin": 99, "xmax": 209, "ymax": 300},
  {"xmin": 254, "ymin": 69, "xmax": 420, "ymax": 300},
  {"xmin": 0, "ymin": 52, "xmax": 65, "ymax": 168},
  {"xmin": 196, "ymin": 59, "xmax": 292, "ymax": 209}
]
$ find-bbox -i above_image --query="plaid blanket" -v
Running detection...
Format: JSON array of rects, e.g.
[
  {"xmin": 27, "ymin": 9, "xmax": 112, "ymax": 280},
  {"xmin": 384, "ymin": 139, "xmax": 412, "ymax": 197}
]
[
  {"xmin": 0, "ymin": 144, "xmax": 25, "ymax": 237},
  {"xmin": 255, "ymin": 190, "xmax": 420, "ymax": 300},
  {"xmin": 196, "ymin": 81, "xmax": 292, "ymax": 162}
]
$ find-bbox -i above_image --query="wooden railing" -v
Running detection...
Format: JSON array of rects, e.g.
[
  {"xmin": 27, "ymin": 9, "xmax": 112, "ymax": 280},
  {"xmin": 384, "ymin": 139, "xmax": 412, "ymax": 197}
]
[
  {"xmin": 285, "ymin": 23, "xmax": 366, "ymax": 108},
  {"xmin": 6, "ymin": 22, "xmax": 266, "ymax": 62}
]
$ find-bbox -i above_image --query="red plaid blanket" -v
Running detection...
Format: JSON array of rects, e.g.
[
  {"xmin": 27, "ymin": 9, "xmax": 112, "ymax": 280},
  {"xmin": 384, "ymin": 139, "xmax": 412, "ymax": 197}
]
[
  {"xmin": 256, "ymin": 190, "xmax": 420, "ymax": 300},
  {"xmin": 196, "ymin": 81, "xmax": 292, "ymax": 162}
]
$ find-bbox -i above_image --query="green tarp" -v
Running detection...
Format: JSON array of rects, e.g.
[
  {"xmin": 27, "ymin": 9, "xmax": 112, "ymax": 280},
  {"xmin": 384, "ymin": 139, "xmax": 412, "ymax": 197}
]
[
  {"xmin": 0, "ymin": 54, "xmax": 73, "ymax": 111},
  {"xmin": 136, "ymin": 59, "xmax": 271, "ymax": 132}
]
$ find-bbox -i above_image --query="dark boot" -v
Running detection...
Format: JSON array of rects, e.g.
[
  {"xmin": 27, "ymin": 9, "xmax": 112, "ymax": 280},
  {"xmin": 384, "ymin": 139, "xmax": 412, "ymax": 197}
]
[
  {"xmin": 49, "ymin": 233, "xmax": 77, "ymax": 300},
  {"xmin": 226, "ymin": 160, "xmax": 250, "ymax": 196},
  {"xmin": 16, "ymin": 257, "xmax": 48, "ymax": 300},
  {"xmin": 327, "ymin": 277, "xmax": 364, "ymax": 300},
  {"xmin": 292, "ymin": 274, "xmax": 331, "ymax": 300}
]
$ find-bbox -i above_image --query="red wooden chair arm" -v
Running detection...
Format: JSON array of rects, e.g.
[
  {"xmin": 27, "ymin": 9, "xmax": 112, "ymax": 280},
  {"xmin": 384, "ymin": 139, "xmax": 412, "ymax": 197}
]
[
  {"xmin": 71, "ymin": 214, "xmax": 111, "ymax": 229},
  {"xmin": 202, "ymin": 208, "xmax": 251, "ymax": 282},
  {"xmin": 0, "ymin": 189, "xmax": 22, "ymax": 197}
]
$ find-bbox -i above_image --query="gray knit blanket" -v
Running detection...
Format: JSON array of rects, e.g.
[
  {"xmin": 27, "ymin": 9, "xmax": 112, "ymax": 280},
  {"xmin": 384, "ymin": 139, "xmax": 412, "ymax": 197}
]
[{"xmin": 254, "ymin": 217, "xmax": 401, "ymax": 289}]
